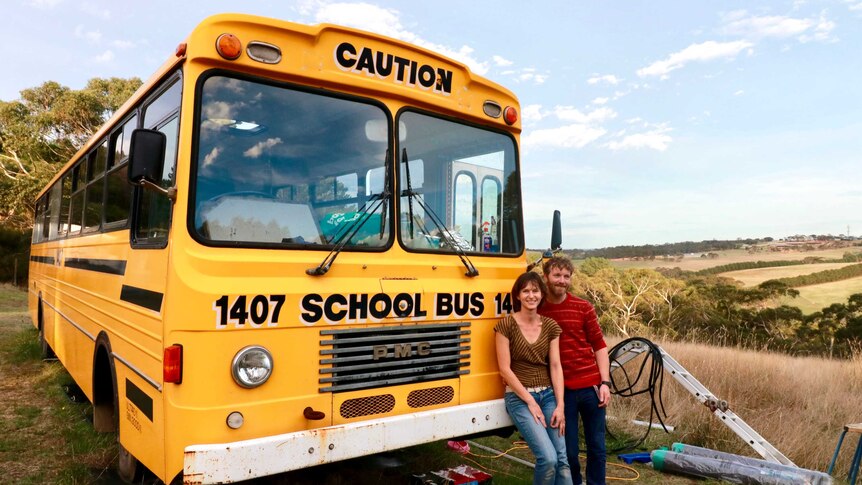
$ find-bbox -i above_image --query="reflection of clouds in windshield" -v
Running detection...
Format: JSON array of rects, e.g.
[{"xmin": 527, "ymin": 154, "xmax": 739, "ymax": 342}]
[
  {"xmin": 211, "ymin": 77, "xmax": 248, "ymax": 95},
  {"xmin": 244, "ymin": 137, "xmax": 283, "ymax": 158},
  {"xmin": 203, "ymin": 101, "xmax": 234, "ymax": 120},
  {"xmin": 202, "ymin": 147, "xmax": 221, "ymax": 170}
]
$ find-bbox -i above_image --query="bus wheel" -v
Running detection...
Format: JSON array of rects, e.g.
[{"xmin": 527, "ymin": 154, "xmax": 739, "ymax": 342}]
[
  {"xmin": 37, "ymin": 300, "xmax": 55, "ymax": 359},
  {"xmin": 117, "ymin": 441, "xmax": 141, "ymax": 483}
]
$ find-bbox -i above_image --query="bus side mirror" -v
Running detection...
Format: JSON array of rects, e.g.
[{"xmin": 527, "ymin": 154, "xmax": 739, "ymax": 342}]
[
  {"xmin": 530, "ymin": 210, "xmax": 563, "ymax": 271},
  {"xmin": 128, "ymin": 129, "xmax": 175, "ymax": 200},
  {"xmin": 550, "ymin": 210, "xmax": 562, "ymax": 252},
  {"xmin": 128, "ymin": 129, "xmax": 166, "ymax": 187}
]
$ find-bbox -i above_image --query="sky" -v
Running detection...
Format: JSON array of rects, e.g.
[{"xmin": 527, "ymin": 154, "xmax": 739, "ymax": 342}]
[{"xmin": 4, "ymin": 0, "xmax": 862, "ymax": 249}]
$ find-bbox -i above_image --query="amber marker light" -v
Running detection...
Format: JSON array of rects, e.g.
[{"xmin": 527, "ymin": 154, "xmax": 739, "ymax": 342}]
[
  {"xmin": 164, "ymin": 344, "xmax": 183, "ymax": 384},
  {"xmin": 503, "ymin": 106, "xmax": 518, "ymax": 125},
  {"xmin": 216, "ymin": 33, "xmax": 242, "ymax": 60}
]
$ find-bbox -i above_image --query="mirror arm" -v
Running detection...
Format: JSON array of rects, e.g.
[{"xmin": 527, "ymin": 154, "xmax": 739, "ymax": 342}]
[{"xmin": 136, "ymin": 180, "xmax": 177, "ymax": 202}]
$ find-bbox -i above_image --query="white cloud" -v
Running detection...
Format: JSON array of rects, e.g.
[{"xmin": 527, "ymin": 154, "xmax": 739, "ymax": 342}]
[
  {"xmin": 721, "ymin": 10, "xmax": 836, "ymax": 43},
  {"xmin": 849, "ymin": 2, "xmax": 862, "ymax": 11},
  {"xmin": 80, "ymin": 2, "xmax": 110, "ymax": 20},
  {"xmin": 522, "ymin": 124, "xmax": 607, "ymax": 150},
  {"xmin": 517, "ymin": 69, "xmax": 549, "ymax": 84},
  {"xmin": 93, "ymin": 50, "xmax": 114, "ymax": 63},
  {"xmin": 112, "ymin": 40, "xmax": 135, "ymax": 49},
  {"xmin": 734, "ymin": 90, "xmax": 745, "ymax": 96},
  {"xmin": 592, "ymin": 97, "xmax": 609, "ymax": 105},
  {"xmin": 798, "ymin": 13, "xmax": 837, "ymax": 43},
  {"xmin": 553, "ymin": 106, "xmax": 617, "ymax": 124},
  {"xmin": 492, "ymin": 55, "xmax": 513, "ymax": 67},
  {"xmin": 587, "ymin": 74, "xmax": 621, "ymax": 85},
  {"xmin": 521, "ymin": 104, "xmax": 546, "ymax": 123},
  {"xmin": 612, "ymin": 90, "xmax": 631, "ymax": 101},
  {"xmin": 28, "ymin": 0, "xmax": 63, "ymax": 8},
  {"xmin": 637, "ymin": 40, "xmax": 754, "ymax": 78},
  {"xmin": 605, "ymin": 124, "xmax": 672, "ymax": 151},
  {"xmin": 313, "ymin": 2, "xmax": 489, "ymax": 74},
  {"xmin": 720, "ymin": 11, "xmax": 812, "ymax": 38},
  {"xmin": 74, "ymin": 24, "xmax": 102, "ymax": 44}
]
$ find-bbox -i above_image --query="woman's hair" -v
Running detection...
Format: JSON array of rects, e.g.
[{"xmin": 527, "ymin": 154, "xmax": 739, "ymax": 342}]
[{"xmin": 511, "ymin": 271, "xmax": 548, "ymax": 312}]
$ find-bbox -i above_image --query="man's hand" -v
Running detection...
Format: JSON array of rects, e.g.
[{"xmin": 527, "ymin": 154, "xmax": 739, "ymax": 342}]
[{"xmin": 598, "ymin": 383, "xmax": 611, "ymax": 408}]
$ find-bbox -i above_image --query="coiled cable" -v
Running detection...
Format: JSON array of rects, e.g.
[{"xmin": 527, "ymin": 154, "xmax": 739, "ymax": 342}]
[{"xmin": 606, "ymin": 337, "xmax": 670, "ymax": 452}]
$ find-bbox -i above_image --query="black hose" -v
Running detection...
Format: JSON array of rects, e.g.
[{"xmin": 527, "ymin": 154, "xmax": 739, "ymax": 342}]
[{"xmin": 605, "ymin": 337, "xmax": 670, "ymax": 453}]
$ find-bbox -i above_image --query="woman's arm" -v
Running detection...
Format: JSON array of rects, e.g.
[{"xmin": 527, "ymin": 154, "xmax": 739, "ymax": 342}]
[
  {"xmin": 495, "ymin": 331, "xmax": 546, "ymax": 427},
  {"xmin": 548, "ymin": 336, "xmax": 566, "ymax": 436}
]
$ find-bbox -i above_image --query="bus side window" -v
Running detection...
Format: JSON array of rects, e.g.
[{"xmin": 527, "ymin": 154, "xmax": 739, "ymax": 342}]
[
  {"xmin": 58, "ymin": 174, "xmax": 71, "ymax": 237},
  {"xmin": 33, "ymin": 196, "xmax": 44, "ymax": 243},
  {"xmin": 69, "ymin": 160, "xmax": 87, "ymax": 236},
  {"xmin": 105, "ymin": 115, "xmax": 137, "ymax": 228},
  {"xmin": 83, "ymin": 140, "xmax": 108, "ymax": 233},
  {"xmin": 47, "ymin": 183, "xmax": 62, "ymax": 240},
  {"xmin": 132, "ymin": 77, "xmax": 180, "ymax": 248}
]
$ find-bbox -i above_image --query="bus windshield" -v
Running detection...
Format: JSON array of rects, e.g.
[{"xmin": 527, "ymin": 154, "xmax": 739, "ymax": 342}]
[
  {"xmin": 398, "ymin": 111, "xmax": 521, "ymax": 255},
  {"xmin": 191, "ymin": 75, "xmax": 523, "ymax": 255},
  {"xmin": 192, "ymin": 75, "xmax": 390, "ymax": 248}
]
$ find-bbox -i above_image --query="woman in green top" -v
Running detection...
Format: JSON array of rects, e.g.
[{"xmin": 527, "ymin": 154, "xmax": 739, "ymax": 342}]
[{"xmin": 495, "ymin": 271, "xmax": 572, "ymax": 485}]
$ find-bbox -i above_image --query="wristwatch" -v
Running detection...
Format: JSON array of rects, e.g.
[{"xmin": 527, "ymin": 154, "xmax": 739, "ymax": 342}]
[{"xmin": 600, "ymin": 381, "xmax": 612, "ymax": 388}]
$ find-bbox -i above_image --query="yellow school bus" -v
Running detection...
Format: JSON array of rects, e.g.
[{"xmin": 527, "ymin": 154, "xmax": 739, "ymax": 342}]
[{"xmin": 29, "ymin": 13, "xmax": 530, "ymax": 484}]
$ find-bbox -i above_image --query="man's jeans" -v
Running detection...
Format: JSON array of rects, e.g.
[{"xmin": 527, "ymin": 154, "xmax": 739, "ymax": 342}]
[
  {"xmin": 564, "ymin": 387, "xmax": 607, "ymax": 485},
  {"xmin": 504, "ymin": 388, "xmax": 573, "ymax": 485}
]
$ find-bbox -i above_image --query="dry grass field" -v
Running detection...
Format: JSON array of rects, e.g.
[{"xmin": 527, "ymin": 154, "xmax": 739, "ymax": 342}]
[
  {"xmin": 721, "ymin": 262, "xmax": 857, "ymax": 286},
  {"xmin": 607, "ymin": 247, "xmax": 853, "ymax": 272},
  {"xmin": 606, "ymin": 337, "xmax": 862, "ymax": 478}
]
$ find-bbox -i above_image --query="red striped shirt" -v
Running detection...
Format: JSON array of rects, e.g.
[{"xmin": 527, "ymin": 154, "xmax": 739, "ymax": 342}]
[{"xmin": 539, "ymin": 293, "xmax": 606, "ymax": 390}]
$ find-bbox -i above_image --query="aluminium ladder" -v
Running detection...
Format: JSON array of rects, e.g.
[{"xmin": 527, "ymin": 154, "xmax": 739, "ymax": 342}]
[{"xmin": 610, "ymin": 340, "xmax": 796, "ymax": 466}]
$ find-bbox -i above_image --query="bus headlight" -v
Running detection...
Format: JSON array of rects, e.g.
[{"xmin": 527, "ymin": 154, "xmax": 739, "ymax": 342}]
[{"xmin": 231, "ymin": 346, "xmax": 273, "ymax": 388}]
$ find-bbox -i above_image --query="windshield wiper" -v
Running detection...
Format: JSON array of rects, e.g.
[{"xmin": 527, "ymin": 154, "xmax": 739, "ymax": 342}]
[
  {"xmin": 403, "ymin": 148, "xmax": 416, "ymax": 239},
  {"xmin": 401, "ymin": 149, "xmax": 478, "ymax": 277},
  {"xmin": 306, "ymin": 191, "xmax": 388, "ymax": 276},
  {"xmin": 308, "ymin": 150, "xmax": 392, "ymax": 276}
]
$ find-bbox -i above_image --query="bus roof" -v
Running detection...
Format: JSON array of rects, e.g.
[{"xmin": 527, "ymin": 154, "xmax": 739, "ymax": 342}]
[{"xmin": 40, "ymin": 13, "xmax": 520, "ymax": 198}]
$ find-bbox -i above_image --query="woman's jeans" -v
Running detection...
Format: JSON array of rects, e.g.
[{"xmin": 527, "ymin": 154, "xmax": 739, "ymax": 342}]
[
  {"xmin": 504, "ymin": 388, "xmax": 573, "ymax": 485},
  {"xmin": 564, "ymin": 387, "xmax": 607, "ymax": 485}
]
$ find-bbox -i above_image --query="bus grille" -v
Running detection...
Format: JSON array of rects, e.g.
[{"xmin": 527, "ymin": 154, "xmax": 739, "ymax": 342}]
[
  {"xmin": 408, "ymin": 386, "xmax": 455, "ymax": 408},
  {"xmin": 319, "ymin": 323, "xmax": 470, "ymax": 393},
  {"xmin": 339, "ymin": 394, "xmax": 395, "ymax": 419}
]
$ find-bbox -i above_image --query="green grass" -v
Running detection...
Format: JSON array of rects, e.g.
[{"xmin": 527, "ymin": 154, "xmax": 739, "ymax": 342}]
[
  {"xmin": 0, "ymin": 282, "xmax": 28, "ymax": 313},
  {"xmin": 778, "ymin": 276, "xmax": 862, "ymax": 314},
  {"xmin": 0, "ymin": 285, "xmax": 115, "ymax": 485}
]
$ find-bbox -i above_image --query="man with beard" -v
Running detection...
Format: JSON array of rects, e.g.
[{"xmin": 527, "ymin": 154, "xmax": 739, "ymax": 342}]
[{"xmin": 538, "ymin": 256, "xmax": 610, "ymax": 485}]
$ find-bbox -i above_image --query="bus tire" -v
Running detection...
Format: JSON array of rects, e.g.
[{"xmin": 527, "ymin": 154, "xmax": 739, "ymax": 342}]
[
  {"xmin": 37, "ymin": 299, "xmax": 55, "ymax": 359},
  {"xmin": 93, "ymin": 333, "xmax": 143, "ymax": 483},
  {"xmin": 117, "ymin": 441, "xmax": 141, "ymax": 483}
]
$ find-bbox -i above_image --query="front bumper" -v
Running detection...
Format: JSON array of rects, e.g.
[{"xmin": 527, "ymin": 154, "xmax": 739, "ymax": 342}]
[{"xmin": 183, "ymin": 399, "xmax": 511, "ymax": 484}]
